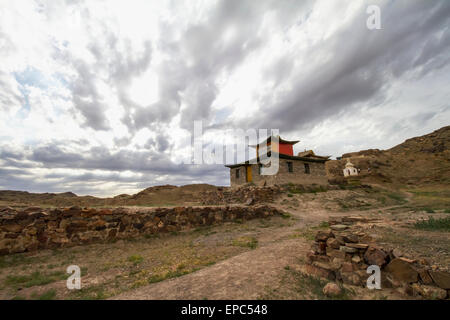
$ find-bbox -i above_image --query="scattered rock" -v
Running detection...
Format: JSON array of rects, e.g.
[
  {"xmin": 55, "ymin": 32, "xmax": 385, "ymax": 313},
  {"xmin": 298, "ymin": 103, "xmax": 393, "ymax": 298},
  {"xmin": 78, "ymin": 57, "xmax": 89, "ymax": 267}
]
[
  {"xmin": 412, "ymin": 284, "xmax": 447, "ymax": 300},
  {"xmin": 340, "ymin": 246, "xmax": 358, "ymax": 254},
  {"xmin": 315, "ymin": 230, "xmax": 334, "ymax": 242},
  {"xmin": 385, "ymin": 258, "xmax": 419, "ymax": 283},
  {"xmin": 341, "ymin": 271, "xmax": 363, "ymax": 286},
  {"xmin": 392, "ymin": 248, "xmax": 403, "ymax": 258},
  {"xmin": 330, "ymin": 224, "xmax": 348, "ymax": 231},
  {"xmin": 322, "ymin": 283, "xmax": 342, "ymax": 297},
  {"xmin": 245, "ymin": 198, "xmax": 254, "ymax": 206},
  {"xmin": 345, "ymin": 243, "xmax": 369, "ymax": 250}
]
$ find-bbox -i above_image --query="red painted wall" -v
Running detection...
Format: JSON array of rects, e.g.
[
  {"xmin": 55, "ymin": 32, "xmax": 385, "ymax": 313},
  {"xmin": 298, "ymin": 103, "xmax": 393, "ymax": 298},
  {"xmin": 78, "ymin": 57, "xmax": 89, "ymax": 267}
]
[{"xmin": 278, "ymin": 143, "xmax": 293, "ymax": 156}]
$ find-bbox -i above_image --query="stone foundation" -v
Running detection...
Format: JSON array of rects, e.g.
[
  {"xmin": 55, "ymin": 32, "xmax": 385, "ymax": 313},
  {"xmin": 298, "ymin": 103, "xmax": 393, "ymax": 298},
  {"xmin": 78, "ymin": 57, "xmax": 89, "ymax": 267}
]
[{"xmin": 0, "ymin": 205, "xmax": 283, "ymax": 255}]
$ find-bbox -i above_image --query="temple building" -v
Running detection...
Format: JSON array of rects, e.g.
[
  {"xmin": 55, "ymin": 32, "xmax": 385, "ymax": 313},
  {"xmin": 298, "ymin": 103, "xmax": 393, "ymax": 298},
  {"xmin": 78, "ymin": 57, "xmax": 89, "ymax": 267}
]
[{"xmin": 225, "ymin": 136, "xmax": 330, "ymax": 187}]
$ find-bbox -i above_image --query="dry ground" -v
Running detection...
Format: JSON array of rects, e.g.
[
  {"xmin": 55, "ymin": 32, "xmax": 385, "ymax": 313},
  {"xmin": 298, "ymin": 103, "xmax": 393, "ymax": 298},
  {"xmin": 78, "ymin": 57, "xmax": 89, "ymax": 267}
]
[{"xmin": 0, "ymin": 186, "xmax": 449, "ymax": 300}]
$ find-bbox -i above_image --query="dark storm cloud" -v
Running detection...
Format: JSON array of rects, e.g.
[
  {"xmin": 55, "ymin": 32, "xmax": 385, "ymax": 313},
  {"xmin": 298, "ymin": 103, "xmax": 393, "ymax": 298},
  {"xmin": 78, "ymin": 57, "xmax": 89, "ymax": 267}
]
[
  {"xmin": 0, "ymin": 142, "xmax": 228, "ymax": 195},
  {"xmin": 246, "ymin": 0, "xmax": 450, "ymax": 132},
  {"xmin": 125, "ymin": 0, "xmax": 314, "ymax": 133},
  {"xmin": 28, "ymin": 143, "xmax": 224, "ymax": 177}
]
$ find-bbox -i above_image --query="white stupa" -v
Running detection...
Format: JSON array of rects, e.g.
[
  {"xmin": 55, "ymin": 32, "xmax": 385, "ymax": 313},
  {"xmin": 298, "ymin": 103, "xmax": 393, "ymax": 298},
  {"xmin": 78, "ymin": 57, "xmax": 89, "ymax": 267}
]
[{"xmin": 343, "ymin": 160, "xmax": 358, "ymax": 177}]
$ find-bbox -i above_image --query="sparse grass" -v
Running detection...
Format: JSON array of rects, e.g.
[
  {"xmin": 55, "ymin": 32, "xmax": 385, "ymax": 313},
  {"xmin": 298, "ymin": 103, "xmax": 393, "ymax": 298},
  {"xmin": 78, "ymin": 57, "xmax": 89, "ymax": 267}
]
[
  {"xmin": 231, "ymin": 236, "xmax": 258, "ymax": 249},
  {"xmin": 294, "ymin": 272, "xmax": 353, "ymax": 300},
  {"xmin": 413, "ymin": 217, "xmax": 450, "ymax": 232},
  {"xmin": 0, "ymin": 253, "xmax": 44, "ymax": 269},
  {"xmin": 32, "ymin": 289, "xmax": 57, "ymax": 300},
  {"xmin": 127, "ymin": 255, "xmax": 144, "ymax": 265},
  {"xmin": 4, "ymin": 270, "xmax": 66, "ymax": 288},
  {"xmin": 386, "ymin": 192, "xmax": 406, "ymax": 203},
  {"xmin": 280, "ymin": 212, "xmax": 292, "ymax": 219},
  {"xmin": 407, "ymin": 187, "xmax": 450, "ymax": 210},
  {"xmin": 147, "ymin": 268, "xmax": 199, "ymax": 284},
  {"xmin": 292, "ymin": 221, "xmax": 329, "ymax": 241},
  {"xmin": 69, "ymin": 284, "xmax": 108, "ymax": 300},
  {"xmin": 318, "ymin": 221, "xmax": 329, "ymax": 228},
  {"xmin": 143, "ymin": 233, "xmax": 160, "ymax": 239},
  {"xmin": 260, "ymin": 268, "xmax": 354, "ymax": 300}
]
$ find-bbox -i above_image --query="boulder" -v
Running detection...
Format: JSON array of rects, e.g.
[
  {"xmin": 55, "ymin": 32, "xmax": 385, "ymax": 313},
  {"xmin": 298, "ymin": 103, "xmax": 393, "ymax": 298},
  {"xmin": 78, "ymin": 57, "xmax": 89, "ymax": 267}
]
[
  {"xmin": 322, "ymin": 283, "xmax": 342, "ymax": 297},
  {"xmin": 345, "ymin": 243, "xmax": 369, "ymax": 250},
  {"xmin": 341, "ymin": 262, "xmax": 354, "ymax": 273},
  {"xmin": 340, "ymin": 246, "xmax": 358, "ymax": 254},
  {"xmin": 392, "ymin": 248, "xmax": 403, "ymax": 258},
  {"xmin": 315, "ymin": 230, "xmax": 334, "ymax": 242},
  {"xmin": 307, "ymin": 252, "xmax": 331, "ymax": 263},
  {"xmin": 429, "ymin": 271, "xmax": 450, "ymax": 289},
  {"xmin": 326, "ymin": 237, "xmax": 340, "ymax": 249},
  {"xmin": 385, "ymin": 258, "xmax": 419, "ymax": 283},
  {"xmin": 330, "ymin": 224, "xmax": 348, "ymax": 231},
  {"xmin": 305, "ymin": 263, "xmax": 336, "ymax": 280},
  {"xmin": 245, "ymin": 198, "xmax": 255, "ymax": 206},
  {"xmin": 340, "ymin": 271, "xmax": 363, "ymax": 286},
  {"xmin": 326, "ymin": 247, "xmax": 346, "ymax": 260},
  {"xmin": 418, "ymin": 269, "xmax": 434, "ymax": 285},
  {"xmin": 351, "ymin": 255, "xmax": 362, "ymax": 264},
  {"xmin": 312, "ymin": 261, "xmax": 340, "ymax": 272},
  {"xmin": 364, "ymin": 246, "xmax": 388, "ymax": 266},
  {"xmin": 1, "ymin": 223, "xmax": 23, "ymax": 233},
  {"xmin": 344, "ymin": 233, "xmax": 359, "ymax": 243}
]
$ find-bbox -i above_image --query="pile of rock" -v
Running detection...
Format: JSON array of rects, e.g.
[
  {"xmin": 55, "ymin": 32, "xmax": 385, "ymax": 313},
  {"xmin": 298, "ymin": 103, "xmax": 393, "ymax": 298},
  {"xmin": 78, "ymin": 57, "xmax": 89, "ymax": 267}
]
[
  {"xmin": 305, "ymin": 217, "xmax": 450, "ymax": 300},
  {"xmin": 0, "ymin": 204, "xmax": 283, "ymax": 255}
]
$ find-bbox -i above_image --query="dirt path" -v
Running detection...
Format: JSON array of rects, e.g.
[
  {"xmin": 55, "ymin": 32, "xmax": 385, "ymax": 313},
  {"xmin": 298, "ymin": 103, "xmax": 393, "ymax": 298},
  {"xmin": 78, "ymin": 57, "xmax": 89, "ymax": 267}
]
[
  {"xmin": 110, "ymin": 206, "xmax": 353, "ymax": 299},
  {"xmin": 110, "ymin": 189, "xmax": 416, "ymax": 300},
  {"xmin": 111, "ymin": 236, "xmax": 310, "ymax": 300}
]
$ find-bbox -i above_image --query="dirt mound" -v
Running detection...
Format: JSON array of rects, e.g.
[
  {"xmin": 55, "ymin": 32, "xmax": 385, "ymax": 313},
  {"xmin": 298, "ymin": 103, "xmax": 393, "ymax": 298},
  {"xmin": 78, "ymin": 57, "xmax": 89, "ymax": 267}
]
[{"xmin": 327, "ymin": 126, "xmax": 450, "ymax": 186}]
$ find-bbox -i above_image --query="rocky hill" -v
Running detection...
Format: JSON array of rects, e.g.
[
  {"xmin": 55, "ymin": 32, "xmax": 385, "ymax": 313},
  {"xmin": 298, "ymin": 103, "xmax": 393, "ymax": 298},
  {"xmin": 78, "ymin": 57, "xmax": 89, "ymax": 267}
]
[{"xmin": 326, "ymin": 126, "xmax": 450, "ymax": 186}]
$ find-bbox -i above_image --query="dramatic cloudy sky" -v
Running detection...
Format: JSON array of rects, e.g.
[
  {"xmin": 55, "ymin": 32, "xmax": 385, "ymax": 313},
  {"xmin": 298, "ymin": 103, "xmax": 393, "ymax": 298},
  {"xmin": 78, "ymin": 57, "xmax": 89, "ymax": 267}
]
[{"xmin": 0, "ymin": 0, "xmax": 449, "ymax": 196}]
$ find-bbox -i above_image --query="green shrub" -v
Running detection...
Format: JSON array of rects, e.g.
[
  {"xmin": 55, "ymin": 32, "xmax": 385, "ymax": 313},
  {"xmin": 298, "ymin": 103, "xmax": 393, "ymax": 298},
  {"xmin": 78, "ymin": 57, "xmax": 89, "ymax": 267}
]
[{"xmin": 414, "ymin": 217, "xmax": 450, "ymax": 231}]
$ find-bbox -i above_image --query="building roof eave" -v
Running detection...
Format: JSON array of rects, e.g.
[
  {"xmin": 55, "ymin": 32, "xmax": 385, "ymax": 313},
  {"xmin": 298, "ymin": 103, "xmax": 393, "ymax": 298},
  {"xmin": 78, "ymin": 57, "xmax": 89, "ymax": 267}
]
[{"xmin": 224, "ymin": 152, "xmax": 329, "ymax": 168}]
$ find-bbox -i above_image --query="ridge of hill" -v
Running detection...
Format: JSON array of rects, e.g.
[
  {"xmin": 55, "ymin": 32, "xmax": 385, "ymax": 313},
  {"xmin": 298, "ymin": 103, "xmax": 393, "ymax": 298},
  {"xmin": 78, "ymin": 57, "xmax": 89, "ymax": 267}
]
[
  {"xmin": 0, "ymin": 184, "xmax": 220, "ymax": 208},
  {"xmin": 326, "ymin": 125, "xmax": 450, "ymax": 186}
]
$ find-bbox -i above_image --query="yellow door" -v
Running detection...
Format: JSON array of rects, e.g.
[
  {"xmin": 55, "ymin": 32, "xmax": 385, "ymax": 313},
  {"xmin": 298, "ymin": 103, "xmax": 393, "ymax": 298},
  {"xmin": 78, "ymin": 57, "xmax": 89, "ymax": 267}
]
[{"xmin": 246, "ymin": 166, "xmax": 252, "ymax": 182}]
